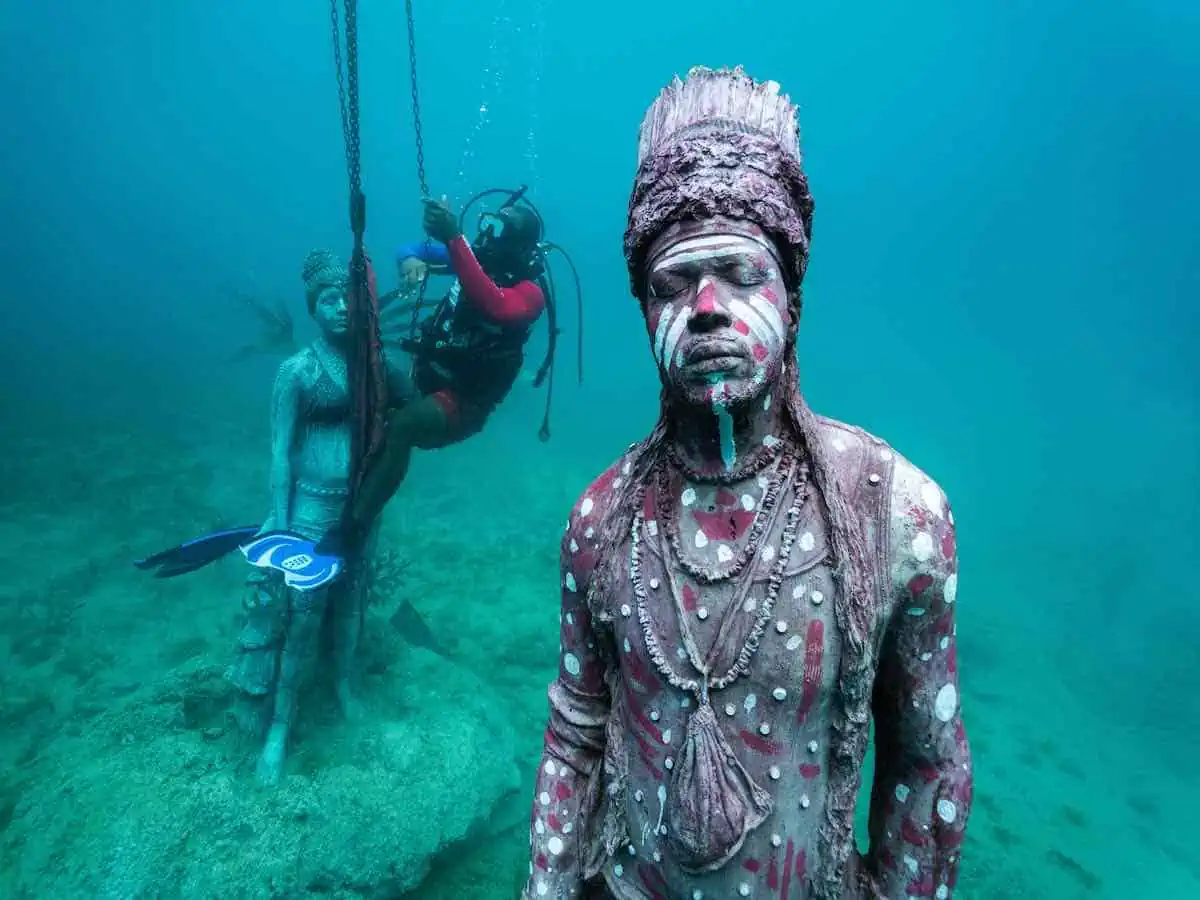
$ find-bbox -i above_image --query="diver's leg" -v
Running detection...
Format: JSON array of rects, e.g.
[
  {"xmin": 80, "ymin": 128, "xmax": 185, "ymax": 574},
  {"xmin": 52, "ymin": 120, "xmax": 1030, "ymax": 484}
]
[
  {"xmin": 330, "ymin": 532, "xmax": 374, "ymax": 720},
  {"xmin": 348, "ymin": 392, "xmax": 455, "ymax": 528},
  {"xmin": 257, "ymin": 586, "xmax": 328, "ymax": 785}
]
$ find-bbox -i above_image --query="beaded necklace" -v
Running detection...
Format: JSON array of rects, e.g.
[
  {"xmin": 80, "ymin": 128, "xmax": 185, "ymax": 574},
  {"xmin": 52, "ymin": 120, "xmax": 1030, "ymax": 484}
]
[
  {"xmin": 632, "ymin": 456, "xmax": 810, "ymax": 703},
  {"xmin": 659, "ymin": 452, "xmax": 790, "ymax": 584},
  {"xmin": 665, "ymin": 439, "xmax": 782, "ymax": 484}
]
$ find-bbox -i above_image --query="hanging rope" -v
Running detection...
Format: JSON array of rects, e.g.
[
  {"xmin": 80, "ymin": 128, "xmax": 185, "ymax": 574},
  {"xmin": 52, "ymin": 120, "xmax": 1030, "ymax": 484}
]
[{"xmin": 330, "ymin": 0, "xmax": 387, "ymax": 512}]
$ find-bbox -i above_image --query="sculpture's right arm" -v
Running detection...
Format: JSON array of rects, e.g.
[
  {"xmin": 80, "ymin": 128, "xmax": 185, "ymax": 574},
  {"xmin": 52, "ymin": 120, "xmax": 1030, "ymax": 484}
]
[
  {"xmin": 523, "ymin": 507, "xmax": 612, "ymax": 900},
  {"xmin": 268, "ymin": 358, "xmax": 301, "ymax": 530}
]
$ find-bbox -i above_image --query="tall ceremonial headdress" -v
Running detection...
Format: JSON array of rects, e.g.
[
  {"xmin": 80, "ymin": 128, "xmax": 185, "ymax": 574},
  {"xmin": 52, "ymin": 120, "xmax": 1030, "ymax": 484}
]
[{"xmin": 624, "ymin": 66, "xmax": 816, "ymax": 304}]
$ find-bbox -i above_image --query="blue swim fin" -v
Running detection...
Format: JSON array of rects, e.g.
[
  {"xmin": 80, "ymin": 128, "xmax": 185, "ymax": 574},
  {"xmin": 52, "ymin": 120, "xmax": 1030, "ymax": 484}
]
[
  {"xmin": 134, "ymin": 526, "xmax": 262, "ymax": 578},
  {"xmin": 240, "ymin": 531, "xmax": 344, "ymax": 592}
]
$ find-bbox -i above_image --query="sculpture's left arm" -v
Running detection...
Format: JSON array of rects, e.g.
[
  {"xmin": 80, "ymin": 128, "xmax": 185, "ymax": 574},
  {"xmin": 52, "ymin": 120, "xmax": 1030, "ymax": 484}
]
[{"xmin": 863, "ymin": 462, "xmax": 972, "ymax": 899}]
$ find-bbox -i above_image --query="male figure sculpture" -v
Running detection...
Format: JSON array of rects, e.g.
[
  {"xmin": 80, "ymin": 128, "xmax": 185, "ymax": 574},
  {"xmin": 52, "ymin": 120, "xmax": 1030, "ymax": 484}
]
[{"xmin": 523, "ymin": 67, "xmax": 971, "ymax": 899}]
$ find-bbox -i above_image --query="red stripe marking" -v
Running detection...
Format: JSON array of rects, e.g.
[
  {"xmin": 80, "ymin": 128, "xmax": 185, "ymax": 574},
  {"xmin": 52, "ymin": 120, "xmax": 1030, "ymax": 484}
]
[
  {"xmin": 797, "ymin": 620, "xmax": 824, "ymax": 724},
  {"xmin": 780, "ymin": 838, "xmax": 795, "ymax": 900},
  {"xmin": 739, "ymin": 729, "xmax": 782, "ymax": 755},
  {"xmin": 902, "ymin": 818, "xmax": 932, "ymax": 846}
]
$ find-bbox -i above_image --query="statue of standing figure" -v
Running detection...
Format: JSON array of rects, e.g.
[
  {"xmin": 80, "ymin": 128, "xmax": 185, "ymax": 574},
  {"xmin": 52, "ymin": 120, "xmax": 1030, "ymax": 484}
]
[
  {"xmin": 522, "ymin": 67, "xmax": 972, "ymax": 899},
  {"xmin": 227, "ymin": 249, "xmax": 412, "ymax": 785}
]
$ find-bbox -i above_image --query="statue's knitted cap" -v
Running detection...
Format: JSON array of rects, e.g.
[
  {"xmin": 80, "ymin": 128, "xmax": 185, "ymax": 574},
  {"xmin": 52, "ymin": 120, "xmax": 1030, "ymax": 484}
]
[
  {"xmin": 301, "ymin": 249, "xmax": 348, "ymax": 314},
  {"xmin": 624, "ymin": 66, "xmax": 815, "ymax": 299}
]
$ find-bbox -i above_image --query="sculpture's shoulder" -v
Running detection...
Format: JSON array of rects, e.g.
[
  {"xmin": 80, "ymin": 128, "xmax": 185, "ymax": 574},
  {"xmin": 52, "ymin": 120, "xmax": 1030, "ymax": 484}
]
[
  {"xmin": 810, "ymin": 414, "xmax": 955, "ymax": 601},
  {"xmin": 561, "ymin": 447, "xmax": 640, "ymax": 583},
  {"xmin": 275, "ymin": 345, "xmax": 322, "ymax": 390},
  {"xmin": 808, "ymin": 414, "xmax": 897, "ymax": 501},
  {"xmin": 886, "ymin": 447, "xmax": 956, "ymax": 598}
]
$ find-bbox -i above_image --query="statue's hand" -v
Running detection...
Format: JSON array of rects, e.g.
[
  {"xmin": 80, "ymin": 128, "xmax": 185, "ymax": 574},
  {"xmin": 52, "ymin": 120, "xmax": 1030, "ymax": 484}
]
[
  {"xmin": 399, "ymin": 256, "xmax": 428, "ymax": 287},
  {"xmin": 422, "ymin": 196, "xmax": 460, "ymax": 244}
]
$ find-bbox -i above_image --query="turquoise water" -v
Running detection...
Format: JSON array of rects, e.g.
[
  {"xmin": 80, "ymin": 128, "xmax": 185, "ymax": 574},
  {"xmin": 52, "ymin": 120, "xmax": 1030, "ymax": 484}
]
[{"xmin": 1, "ymin": 1, "xmax": 1197, "ymax": 897}]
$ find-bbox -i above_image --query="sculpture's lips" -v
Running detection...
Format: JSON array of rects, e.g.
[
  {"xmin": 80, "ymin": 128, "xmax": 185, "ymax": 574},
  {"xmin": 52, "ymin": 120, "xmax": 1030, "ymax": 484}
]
[{"xmin": 684, "ymin": 339, "xmax": 745, "ymax": 367}]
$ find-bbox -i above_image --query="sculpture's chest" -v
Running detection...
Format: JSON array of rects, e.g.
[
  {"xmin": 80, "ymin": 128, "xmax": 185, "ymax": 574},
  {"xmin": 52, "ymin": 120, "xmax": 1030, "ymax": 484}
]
[
  {"xmin": 303, "ymin": 363, "xmax": 352, "ymax": 422},
  {"xmin": 607, "ymin": 471, "xmax": 843, "ymax": 770}
]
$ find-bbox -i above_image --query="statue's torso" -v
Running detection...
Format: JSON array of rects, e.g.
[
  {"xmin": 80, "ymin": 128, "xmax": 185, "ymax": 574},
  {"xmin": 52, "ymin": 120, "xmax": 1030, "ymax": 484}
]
[
  {"xmin": 283, "ymin": 343, "xmax": 411, "ymax": 536},
  {"xmin": 293, "ymin": 343, "xmax": 353, "ymax": 494},
  {"xmin": 595, "ymin": 455, "xmax": 845, "ymax": 900}
]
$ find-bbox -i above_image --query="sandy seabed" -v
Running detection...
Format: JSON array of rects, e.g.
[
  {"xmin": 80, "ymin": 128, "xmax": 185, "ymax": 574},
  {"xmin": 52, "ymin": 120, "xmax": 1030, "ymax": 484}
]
[{"xmin": 0, "ymin": 396, "xmax": 1196, "ymax": 899}]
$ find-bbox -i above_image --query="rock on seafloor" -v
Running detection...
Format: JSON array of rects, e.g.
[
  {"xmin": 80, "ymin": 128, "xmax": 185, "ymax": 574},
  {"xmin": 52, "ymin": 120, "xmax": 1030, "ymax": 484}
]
[{"xmin": 0, "ymin": 653, "xmax": 522, "ymax": 899}]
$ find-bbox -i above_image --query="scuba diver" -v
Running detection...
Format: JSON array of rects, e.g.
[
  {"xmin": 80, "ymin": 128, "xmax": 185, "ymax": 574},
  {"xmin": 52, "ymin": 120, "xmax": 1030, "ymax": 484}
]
[{"xmin": 322, "ymin": 187, "xmax": 582, "ymax": 554}]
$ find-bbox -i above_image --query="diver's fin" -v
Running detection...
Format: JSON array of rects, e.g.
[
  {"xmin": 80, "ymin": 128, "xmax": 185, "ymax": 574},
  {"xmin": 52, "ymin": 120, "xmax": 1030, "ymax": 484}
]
[
  {"xmin": 390, "ymin": 599, "xmax": 449, "ymax": 657},
  {"xmin": 240, "ymin": 531, "xmax": 344, "ymax": 592},
  {"xmin": 134, "ymin": 526, "xmax": 262, "ymax": 577}
]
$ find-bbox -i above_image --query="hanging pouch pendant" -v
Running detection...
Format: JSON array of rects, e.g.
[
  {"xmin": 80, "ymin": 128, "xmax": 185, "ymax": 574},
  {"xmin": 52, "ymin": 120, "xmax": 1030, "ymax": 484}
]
[{"xmin": 664, "ymin": 699, "xmax": 773, "ymax": 873}]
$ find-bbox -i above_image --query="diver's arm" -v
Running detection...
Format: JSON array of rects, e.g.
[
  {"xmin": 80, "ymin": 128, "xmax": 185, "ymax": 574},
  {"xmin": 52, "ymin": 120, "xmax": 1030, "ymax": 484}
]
[
  {"xmin": 394, "ymin": 239, "xmax": 452, "ymax": 270},
  {"xmin": 268, "ymin": 357, "xmax": 302, "ymax": 530},
  {"xmin": 446, "ymin": 236, "xmax": 545, "ymax": 323}
]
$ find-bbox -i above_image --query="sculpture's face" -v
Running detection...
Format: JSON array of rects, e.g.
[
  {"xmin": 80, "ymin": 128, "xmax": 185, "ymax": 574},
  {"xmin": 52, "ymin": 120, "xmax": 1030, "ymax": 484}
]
[
  {"xmin": 312, "ymin": 285, "xmax": 349, "ymax": 339},
  {"xmin": 642, "ymin": 216, "xmax": 791, "ymax": 409}
]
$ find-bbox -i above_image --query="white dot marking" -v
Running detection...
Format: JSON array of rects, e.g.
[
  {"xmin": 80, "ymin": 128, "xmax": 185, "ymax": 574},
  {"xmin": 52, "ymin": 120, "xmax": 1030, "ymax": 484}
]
[
  {"xmin": 912, "ymin": 532, "xmax": 935, "ymax": 562},
  {"xmin": 934, "ymin": 683, "xmax": 958, "ymax": 722}
]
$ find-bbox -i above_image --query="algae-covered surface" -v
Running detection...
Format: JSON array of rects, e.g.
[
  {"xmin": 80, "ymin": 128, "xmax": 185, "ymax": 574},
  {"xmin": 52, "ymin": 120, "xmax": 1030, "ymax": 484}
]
[{"xmin": 1, "ymin": 397, "xmax": 1197, "ymax": 900}]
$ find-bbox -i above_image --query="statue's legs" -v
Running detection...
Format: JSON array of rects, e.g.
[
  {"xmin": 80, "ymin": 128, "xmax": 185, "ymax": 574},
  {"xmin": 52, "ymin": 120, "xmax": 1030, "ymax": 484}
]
[
  {"xmin": 227, "ymin": 574, "xmax": 286, "ymax": 739},
  {"xmin": 256, "ymin": 584, "xmax": 329, "ymax": 785},
  {"xmin": 329, "ymin": 578, "xmax": 364, "ymax": 721},
  {"xmin": 328, "ymin": 524, "xmax": 377, "ymax": 721}
]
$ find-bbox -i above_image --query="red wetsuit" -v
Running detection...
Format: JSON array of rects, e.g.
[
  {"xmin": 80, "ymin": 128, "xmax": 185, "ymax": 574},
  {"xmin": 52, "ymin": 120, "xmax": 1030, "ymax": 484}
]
[{"xmin": 416, "ymin": 235, "xmax": 545, "ymax": 442}]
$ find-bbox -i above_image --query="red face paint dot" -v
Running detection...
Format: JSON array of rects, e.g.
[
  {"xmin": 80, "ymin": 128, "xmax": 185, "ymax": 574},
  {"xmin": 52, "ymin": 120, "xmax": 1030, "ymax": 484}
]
[
  {"xmin": 762, "ymin": 286, "xmax": 779, "ymax": 305},
  {"xmin": 734, "ymin": 319, "xmax": 751, "ymax": 335},
  {"xmin": 752, "ymin": 343, "xmax": 769, "ymax": 362}
]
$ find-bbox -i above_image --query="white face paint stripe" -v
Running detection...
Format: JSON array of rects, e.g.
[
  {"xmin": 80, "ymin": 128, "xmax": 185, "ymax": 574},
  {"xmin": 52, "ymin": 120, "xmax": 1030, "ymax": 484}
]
[
  {"xmin": 652, "ymin": 234, "xmax": 745, "ymax": 260},
  {"xmin": 747, "ymin": 293, "xmax": 787, "ymax": 344},
  {"xmin": 649, "ymin": 233, "xmax": 777, "ymax": 272},
  {"xmin": 663, "ymin": 306, "xmax": 692, "ymax": 368},
  {"xmin": 653, "ymin": 306, "xmax": 677, "ymax": 366},
  {"xmin": 727, "ymin": 298, "xmax": 776, "ymax": 346},
  {"xmin": 652, "ymin": 243, "xmax": 745, "ymax": 272}
]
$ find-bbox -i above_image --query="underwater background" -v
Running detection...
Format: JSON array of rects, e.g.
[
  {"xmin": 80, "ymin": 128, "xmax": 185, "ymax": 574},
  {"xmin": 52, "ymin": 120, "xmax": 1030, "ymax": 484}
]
[{"xmin": 1, "ymin": 0, "xmax": 1197, "ymax": 897}]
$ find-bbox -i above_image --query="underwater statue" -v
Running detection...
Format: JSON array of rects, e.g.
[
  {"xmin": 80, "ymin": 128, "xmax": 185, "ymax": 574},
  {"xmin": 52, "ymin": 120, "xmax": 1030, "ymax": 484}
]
[
  {"xmin": 522, "ymin": 67, "xmax": 972, "ymax": 900},
  {"xmin": 227, "ymin": 248, "xmax": 411, "ymax": 785}
]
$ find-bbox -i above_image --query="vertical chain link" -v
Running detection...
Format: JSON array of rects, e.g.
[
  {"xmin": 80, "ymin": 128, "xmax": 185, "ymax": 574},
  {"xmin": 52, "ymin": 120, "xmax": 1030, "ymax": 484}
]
[
  {"xmin": 404, "ymin": 0, "xmax": 430, "ymax": 334},
  {"xmin": 330, "ymin": 0, "xmax": 361, "ymax": 204},
  {"xmin": 405, "ymin": 0, "xmax": 428, "ymax": 199}
]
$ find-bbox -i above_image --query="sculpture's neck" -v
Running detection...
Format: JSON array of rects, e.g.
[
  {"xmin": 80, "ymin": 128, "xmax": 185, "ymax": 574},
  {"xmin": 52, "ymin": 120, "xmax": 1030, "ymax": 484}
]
[
  {"xmin": 665, "ymin": 390, "xmax": 792, "ymax": 481},
  {"xmin": 315, "ymin": 333, "xmax": 348, "ymax": 357}
]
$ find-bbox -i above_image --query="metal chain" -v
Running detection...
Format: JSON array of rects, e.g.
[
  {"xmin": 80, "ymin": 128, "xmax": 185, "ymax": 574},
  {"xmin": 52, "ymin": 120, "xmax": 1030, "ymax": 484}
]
[
  {"xmin": 404, "ymin": 0, "xmax": 430, "ymax": 335},
  {"xmin": 331, "ymin": 0, "xmax": 363, "ymax": 210},
  {"xmin": 405, "ymin": 0, "xmax": 428, "ymax": 199}
]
